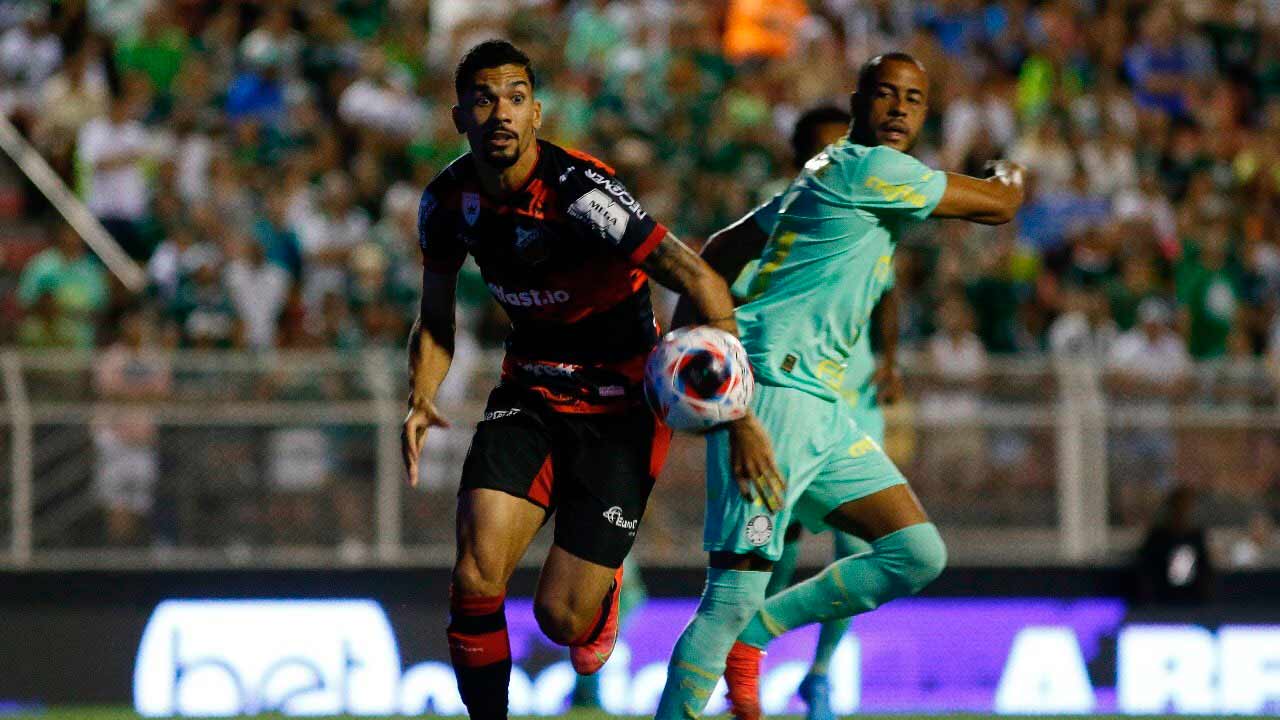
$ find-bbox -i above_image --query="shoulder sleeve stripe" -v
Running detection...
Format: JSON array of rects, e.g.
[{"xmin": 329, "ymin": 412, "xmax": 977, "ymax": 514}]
[
  {"xmin": 629, "ymin": 223, "xmax": 667, "ymax": 265},
  {"xmin": 563, "ymin": 146, "xmax": 617, "ymax": 176}
]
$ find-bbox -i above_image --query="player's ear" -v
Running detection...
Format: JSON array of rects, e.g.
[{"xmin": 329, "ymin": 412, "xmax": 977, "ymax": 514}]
[
  {"xmin": 451, "ymin": 104, "xmax": 466, "ymax": 134},
  {"xmin": 532, "ymin": 98, "xmax": 542, "ymax": 131}
]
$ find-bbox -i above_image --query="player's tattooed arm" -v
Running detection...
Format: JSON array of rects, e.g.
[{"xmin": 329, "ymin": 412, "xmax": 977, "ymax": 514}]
[
  {"xmin": 669, "ymin": 219, "xmax": 768, "ymax": 329},
  {"xmin": 932, "ymin": 161, "xmax": 1026, "ymax": 225},
  {"xmin": 643, "ymin": 232, "xmax": 739, "ymax": 335},
  {"xmin": 643, "ymin": 232, "xmax": 786, "ymax": 510},
  {"xmin": 403, "ymin": 268, "xmax": 457, "ymax": 486}
]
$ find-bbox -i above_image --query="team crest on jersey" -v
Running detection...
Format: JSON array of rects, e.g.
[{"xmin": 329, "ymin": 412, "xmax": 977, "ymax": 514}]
[
  {"xmin": 462, "ymin": 192, "xmax": 481, "ymax": 226},
  {"xmin": 514, "ymin": 225, "xmax": 549, "ymax": 265},
  {"xmin": 745, "ymin": 514, "xmax": 774, "ymax": 547}
]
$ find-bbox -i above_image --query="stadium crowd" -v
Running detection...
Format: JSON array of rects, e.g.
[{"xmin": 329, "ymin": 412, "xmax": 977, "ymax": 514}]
[
  {"xmin": 0, "ymin": 0, "xmax": 1279, "ymax": 551},
  {"xmin": 1, "ymin": 0, "xmax": 1278, "ymax": 369}
]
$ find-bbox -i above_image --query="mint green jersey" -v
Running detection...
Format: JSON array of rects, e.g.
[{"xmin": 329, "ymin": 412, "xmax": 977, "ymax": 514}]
[{"xmin": 736, "ymin": 140, "xmax": 945, "ymax": 402}]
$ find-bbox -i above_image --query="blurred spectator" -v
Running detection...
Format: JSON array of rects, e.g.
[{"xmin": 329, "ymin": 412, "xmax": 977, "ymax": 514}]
[
  {"xmin": 1177, "ymin": 220, "xmax": 1242, "ymax": 360},
  {"xmin": 114, "ymin": 6, "xmax": 189, "ymax": 99},
  {"xmin": 225, "ymin": 235, "xmax": 291, "ymax": 351},
  {"xmin": 0, "ymin": 5, "xmax": 63, "ymax": 116},
  {"xmin": 1229, "ymin": 511, "xmax": 1275, "ymax": 568},
  {"xmin": 252, "ymin": 190, "xmax": 306, "ymax": 282},
  {"xmin": 920, "ymin": 293, "xmax": 987, "ymax": 489},
  {"xmin": 171, "ymin": 250, "xmax": 239, "ymax": 348},
  {"xmin": 1124, "ymin": 5, "xmax": 1205, "ymax": 121},
  {"xmin": 146, "ymin": 222, "xmax": 209, "ymax": 304},
  {"xmin": 32, "ymin": 40, "xmax": 109, "ymax": 162},
  {"xmin": 1049, "ymin": 286, "xmax": 1118, "ymax": 361},
  {"xmin": 88, "ymin": 0, "xmax": 155, "ymax": 41},
  {"xmin": 297, "ymin": 171, "xmax": 370, "ymax": 309},
  {"xmin": 92, "ymin": 308, "xmax": 171, "ymax": 546},
  {"xmin": 1134, "ymin": 485, "xmax": 1215, "ymax": 605},
  {"xmin": 1107, "ymin": 299, "xmax": 1193, "ymax": 521},
  {"xmin": 17, "ymin": 225, "xmax": 107, "ymax": 348},
  {"xmin": 337, "ymin": 48, "xmax": 425, "ymax": 139},
  {"xmin": 76, "ymin": 92, "xmax": 153, "ymax": 259},
  {"xmin": 17, "ymin": 290, "xmax": 80, "ymax": 349}
]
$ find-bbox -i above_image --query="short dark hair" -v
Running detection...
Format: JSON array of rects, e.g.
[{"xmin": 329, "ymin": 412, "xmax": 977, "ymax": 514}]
[
  {"xmin": 791, "ymin": 105, "xmax": 851, "ymax": 167},
  {"xmin": 855, "ymin": 52, "xmax": 925, "ymax": 96},
  {"xmin": 454, "ymin": 40, "xmax": 536, "ymax": 101}
]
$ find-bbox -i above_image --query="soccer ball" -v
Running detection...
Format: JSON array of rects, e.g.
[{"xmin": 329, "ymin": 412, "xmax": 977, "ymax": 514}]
[{"xmin": 644, "ymin": 326, "xmax": 754, "ymax": 432}]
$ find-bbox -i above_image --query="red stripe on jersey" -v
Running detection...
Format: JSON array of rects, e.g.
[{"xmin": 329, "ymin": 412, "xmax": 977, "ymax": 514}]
[
  {"xmin": 562, "ymin": 147, "xmax": 617, "ymax": 175},
  {"xmin": 629, "ymin": 223, "xmax": 668, "ymax": 265},
  {"xmin": 649, "ymin": 423, "xmax": 673, "ymax": 478},
  {"xmin": 447, "ymin": 628, "xmax": 510, "ymax": 668},
  {"xmin": 528, "ymin": 454, "xmax": 554, "ymax": 507}
]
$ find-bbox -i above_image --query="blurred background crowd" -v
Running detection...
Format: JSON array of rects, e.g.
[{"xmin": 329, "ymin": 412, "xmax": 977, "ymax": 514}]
[
  {"xmin": 0, "ymin": 0, "xmax": 1278, "ymax": 561},
  {"xmin": 2, "ymin": 0, "xmax": 1279, "ymax": 363}
]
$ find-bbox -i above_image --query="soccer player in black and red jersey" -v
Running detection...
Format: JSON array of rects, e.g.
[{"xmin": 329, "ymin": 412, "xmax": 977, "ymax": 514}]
[{"xmin": 400, "ymin": 40, "xmax": 783, "ymax": 719}]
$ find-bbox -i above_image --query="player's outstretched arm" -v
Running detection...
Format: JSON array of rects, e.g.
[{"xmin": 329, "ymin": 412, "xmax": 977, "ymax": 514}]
[
  {"xmin": 643, "ymin": 233, "xmax": 785, "ymax": 511},
  {"xmin": 402, "ymin": 268, "xmax": 456, "ymax": 487},
  {"xmin": 669, "ymin": 218, "xmax": 769, "ymax": 329},
  {"xmin": 932, "ymin": 161, "xmax": 1026, "ymax": 225}
]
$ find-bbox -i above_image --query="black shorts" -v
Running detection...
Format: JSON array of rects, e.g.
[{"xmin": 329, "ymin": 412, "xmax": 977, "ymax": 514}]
[{"xmin": 459, "ymin": 384, "xmax": 672, "ymax": 568}]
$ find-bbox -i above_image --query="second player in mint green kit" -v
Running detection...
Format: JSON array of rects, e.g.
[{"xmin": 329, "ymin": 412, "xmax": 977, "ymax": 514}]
[{"xmin": 656, "ymin": 53, "xmax": 1026, "ymax": 720}]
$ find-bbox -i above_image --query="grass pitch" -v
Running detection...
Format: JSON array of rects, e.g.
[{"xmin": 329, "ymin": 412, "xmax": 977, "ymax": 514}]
[{"xmin": 3, "ymin": 709, "xmax": 1228, "ymax": 720}]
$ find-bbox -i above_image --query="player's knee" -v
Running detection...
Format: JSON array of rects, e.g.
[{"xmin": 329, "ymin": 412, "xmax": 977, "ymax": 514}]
[
  {"xmin": 898, "ymin": 523, "xmax": 947, "ymax": 593},
  {"xmin": 452, "ymin": 556, "xmax": 508, "ymax": 600},
  {"xmin": 533, "ymin": 597, "xmax": 588, "ymax": 645}
]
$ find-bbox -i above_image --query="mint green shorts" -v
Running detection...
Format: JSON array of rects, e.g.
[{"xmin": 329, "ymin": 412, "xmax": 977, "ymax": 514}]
[{"xmin": 703, "ymin": 382, "xmax": 905, "ymax": 561}]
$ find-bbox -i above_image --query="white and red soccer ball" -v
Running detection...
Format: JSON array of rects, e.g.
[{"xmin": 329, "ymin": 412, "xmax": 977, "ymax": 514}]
[{"xmin": 644, "ymin": 326, "xmax": 754, "ymax": 432}]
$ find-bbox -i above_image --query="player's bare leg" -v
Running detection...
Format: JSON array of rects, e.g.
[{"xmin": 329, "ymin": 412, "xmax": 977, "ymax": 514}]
[
  {"xmin": 534, "ymin": 545, "xmax": 619, "ymax": 643},
  {"xmin": 448, "ymin": 488, "xmax": 544, "ymax": 720},
  {"xmin": 536, "ymin": 545, "xmax": 632, "ymax": 674}
]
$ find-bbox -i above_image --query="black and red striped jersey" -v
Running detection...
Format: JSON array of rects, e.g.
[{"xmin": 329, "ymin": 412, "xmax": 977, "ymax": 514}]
[{"xmin": 419, "ymin": 140, "xmax": 668, "ymax": 413}]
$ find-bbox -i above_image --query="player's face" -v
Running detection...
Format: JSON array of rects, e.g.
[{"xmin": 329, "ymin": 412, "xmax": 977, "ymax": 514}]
[
  {"xmin": 454, "ymin": 64, "xmax": 542, "ymax": 169},
  {"xmin": 854, "ymin": 60, "xmax": 929, "ymax": 152}
]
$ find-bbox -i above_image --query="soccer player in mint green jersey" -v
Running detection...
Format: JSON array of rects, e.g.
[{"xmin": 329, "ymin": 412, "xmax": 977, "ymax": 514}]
[
  {"xmin": 677, "ymin": 104, "xmax": 904, "ymax": 720},
  {"xmin": 655, "ymin": 52, "xmax": 1025, "ymax": 720}
]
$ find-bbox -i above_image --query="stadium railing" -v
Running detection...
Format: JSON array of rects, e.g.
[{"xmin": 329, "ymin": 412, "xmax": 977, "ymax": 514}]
[{"xmin": 0, "ymin": 348, "xmax": 1276, "ymax": 570}]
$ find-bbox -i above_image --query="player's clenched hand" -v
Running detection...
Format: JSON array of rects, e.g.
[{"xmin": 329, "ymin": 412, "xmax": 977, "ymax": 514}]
[
  {"xmin": 401, "ymin": 399, "xmax": 451, "ymax": 487},
  {"xmin": 874, "ymin": 362, "xmax": 904, "ymax": 405},
  {"xmin": 728, "ymin": 414, "xmax": 785, "ymax": 512}
]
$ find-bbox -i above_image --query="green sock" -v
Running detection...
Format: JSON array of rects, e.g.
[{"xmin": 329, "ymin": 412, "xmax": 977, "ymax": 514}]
[
  {"xmin": 765, "ymin": 529, "xmax": 801, "ymax": 597},
  {"xmin": 809, "ymin": 532, "xmax": 868, "ymax": 675},
  {"xmin": 655, "ymin": 568, "xmax": 772, "ymax": 720},
  {"xmin": 739, "ymin": 523, "xmax": 946, "ymax": 650}
]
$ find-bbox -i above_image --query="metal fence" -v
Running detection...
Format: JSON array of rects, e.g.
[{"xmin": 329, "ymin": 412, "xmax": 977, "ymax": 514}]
[{"xmin": 1, "ymin": 347, "xmax": 1277, "ymax": 569}]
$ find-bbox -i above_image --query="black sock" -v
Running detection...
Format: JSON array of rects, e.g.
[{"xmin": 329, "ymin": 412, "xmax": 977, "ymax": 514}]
[{"xmin": 447, "ymin": 593, "xmax": 511, "ymax": 719}]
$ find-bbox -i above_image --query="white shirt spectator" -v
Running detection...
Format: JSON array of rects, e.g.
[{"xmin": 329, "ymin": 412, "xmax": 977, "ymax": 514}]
[
  {"xmin": 226, "ymin": 252, "xmax": 291, "ymax": 350},
  {"xmin": 88, "ymin": 0, "xmax": 154, "ymax": 40},
  {"xmin": 1108, "ymin": 327, "xmax": 1191, "ymax": 384},
  {"xmin": 338, "ymin": 75, "xmax": 426, "ymax": 138},
  {"xmin": 77, "ymin": 114, "xmax": 151, "ymax": 220},
  {"xmin": 1113, "ymin": 181, "xmax": 1178, "ymax": 244},
  {"xmin": 297, "ymin": 205, "xmax": 370, "ymax": 307},
  {"xmin": 943, "ymin": 91, "xmax": 1016, "ymax": 165},
  {"xmin": 1049, "ymin": 311, "xmax": 1119, "ymax": 361},
  {"xmin": 920, "ymin": 330, "xmax": 987, "ymax": 422},
  {"xmin": 1079, "ymin": 137, "xmax": 1139, "ymax": 197},
  {"xmin": 0, "ymin": 19, "xmax": 62, "ymax": 111}
]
